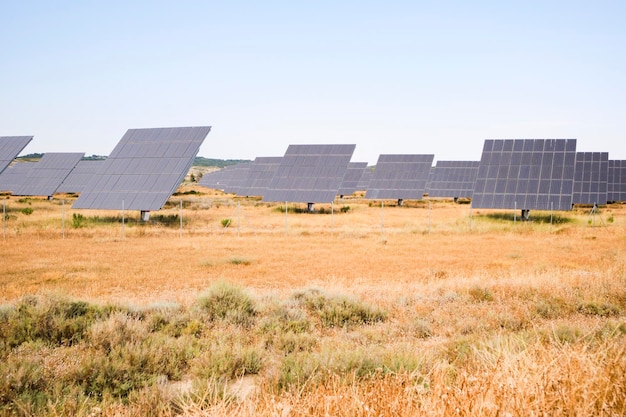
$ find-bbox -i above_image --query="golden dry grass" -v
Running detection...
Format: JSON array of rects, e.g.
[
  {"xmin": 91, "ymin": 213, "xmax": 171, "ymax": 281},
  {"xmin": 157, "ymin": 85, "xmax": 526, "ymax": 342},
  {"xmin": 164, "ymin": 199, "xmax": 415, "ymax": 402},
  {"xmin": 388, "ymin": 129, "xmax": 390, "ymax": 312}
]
[{"xmin": 1, "ymin": 190, "xmax": 625, "ymax": 416}]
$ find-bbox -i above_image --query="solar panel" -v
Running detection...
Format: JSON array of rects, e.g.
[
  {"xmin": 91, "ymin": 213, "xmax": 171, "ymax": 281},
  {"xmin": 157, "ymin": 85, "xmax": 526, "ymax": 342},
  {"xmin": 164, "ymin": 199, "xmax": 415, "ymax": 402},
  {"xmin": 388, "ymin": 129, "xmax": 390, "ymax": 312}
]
[
  {"xmin": 236, "ymin": 156, "xmax": 282, "ymax": 197},
  {"xmin": 471, "ymin": 139, "xmax": 576, "ymax": 211},
  {"xmin": 0, "ymin": 136, "xmax": 33, "ymax": 175},
  {"xmin": 365, "ymin": 154, "xmax": 434, "ymax": 200},
  {"xmin": 221, "ymin": 162, "xmax": 252, "ymax": 195},
  {"xmin": 357, "ymin": 166, "xmax": 373, "ymax": 190},
  {"xmin": 572, "ymin": 152, "xmax": 608, "ymax": 205},
  {"xmin": 608, "ymin": 160, "xmax": 626, "ymax": 202},
  {"xmin": 73, "ymin": 126, "xmax": 211, "ymax": 211},
  {"xmin": 57, "ymin": 160, "xmax": 107, "ymax": 193},
  {"xmin": 198, "ymin": 167, "xmax": 228, "ymax": 190},
  {"xmin": 263, "ymin": 144, "xmax": 356, "ymax": 203},
  {"xmin": 0, "ymin": 161, "xmax": 36, "ymax": 192},
  {"xmin": 12, "ymin": 153, "xmax": 84, "ymax": 197},
  {"xmin": 426, "ymin": 160, "xmax": 479, "ymax": 199},
  {"xmin": 338, "ymin": 162, "xmax": 368, "ymax": 196}
]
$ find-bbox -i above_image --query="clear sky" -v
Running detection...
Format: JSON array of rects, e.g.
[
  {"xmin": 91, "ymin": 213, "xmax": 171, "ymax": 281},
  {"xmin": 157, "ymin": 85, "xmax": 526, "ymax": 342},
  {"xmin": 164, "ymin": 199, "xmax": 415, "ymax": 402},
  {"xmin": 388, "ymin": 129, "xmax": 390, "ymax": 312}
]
[{"xmin": 2, "ymin": 1, "xmax": 625, "ymax": 165}]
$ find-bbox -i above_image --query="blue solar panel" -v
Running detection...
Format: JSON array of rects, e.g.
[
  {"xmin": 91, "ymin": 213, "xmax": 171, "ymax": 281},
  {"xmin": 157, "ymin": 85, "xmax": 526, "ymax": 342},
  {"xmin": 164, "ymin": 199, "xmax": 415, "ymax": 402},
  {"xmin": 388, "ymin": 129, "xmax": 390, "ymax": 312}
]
[
  {"xmin": 263, "ymin": 144, "xmax": 356, "ymax": 203},
  {"xmin": 608, "ymin": 160, "xmax": 626, "ymax": 202},
  {"xmin": 365, "ymin": 154, "xmax": 434, "ymax": 200},
  {"xmin": 472, "ymin": 139, "xmax": 577, "ymax": 211},
  {"xmin": 572, "ymin": 152, "xmax": 608, "ymax": 205},
  {"xmin": 426, "ymin": 161, "xmax": 479, "ymax": 198}
]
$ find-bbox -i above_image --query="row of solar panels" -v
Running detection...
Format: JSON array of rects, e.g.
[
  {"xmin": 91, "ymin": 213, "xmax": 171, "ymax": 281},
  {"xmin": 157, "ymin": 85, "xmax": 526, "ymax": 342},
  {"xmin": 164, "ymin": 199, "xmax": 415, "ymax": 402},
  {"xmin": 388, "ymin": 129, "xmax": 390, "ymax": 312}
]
[
  {"xmin": 0, "ymin": 127, "xmax": 211, "ymax": 211},
  {"xmin": 2, "ymin": 134, "xmax": 626, "ymax": 212},
  {"xmin": 199, "ymin": 140, "xmax": 626, "ymax": 211}
]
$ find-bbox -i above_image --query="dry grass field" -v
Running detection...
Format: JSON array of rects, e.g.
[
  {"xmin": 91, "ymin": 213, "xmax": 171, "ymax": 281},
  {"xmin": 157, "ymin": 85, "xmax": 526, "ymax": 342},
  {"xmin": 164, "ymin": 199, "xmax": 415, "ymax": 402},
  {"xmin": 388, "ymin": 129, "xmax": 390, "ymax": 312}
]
[{"xmin": 1, "ymin": 187, "xmax": 625, "ymax": 416}]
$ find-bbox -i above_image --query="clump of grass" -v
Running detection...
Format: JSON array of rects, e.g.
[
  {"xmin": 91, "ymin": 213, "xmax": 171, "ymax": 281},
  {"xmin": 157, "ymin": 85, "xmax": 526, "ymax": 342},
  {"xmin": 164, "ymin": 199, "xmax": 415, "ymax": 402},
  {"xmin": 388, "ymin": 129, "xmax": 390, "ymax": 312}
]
[
  {"xmin": 292, "ymin": 288, "xmax": 387, "ymax": 328},
  {"xmin": 577, "ymin": 301, "xmax": 621, "ymax": 317},
  {"xmin": 228, "ymin": 257, "xmax": 252, "ymax": 266},
  {"xmin": 20, "ymin": 207, "xmax": 34, "ymax": 215},
  {"xmin": 220, "ymin": 218, "xmax": 232, "ymax": 228},
  {"xmin": 196, "ymin": 281, "xmax": 256, "ymax": 325},
  {"xmin": 191, "ymin": 345, "xmax": 263, "ymax": 380},
  {"xmin": 468, "ymin": 286, "xmax": 495, "ymax": 303}
]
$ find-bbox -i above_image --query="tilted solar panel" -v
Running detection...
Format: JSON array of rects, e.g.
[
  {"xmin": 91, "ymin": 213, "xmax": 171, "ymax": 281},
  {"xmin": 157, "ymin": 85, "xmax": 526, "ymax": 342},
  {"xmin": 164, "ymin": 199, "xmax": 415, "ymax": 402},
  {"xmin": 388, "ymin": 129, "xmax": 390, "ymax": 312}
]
[
  {"xmin": 471, "ymin": 139, "xmax": 576, "ymax": 211},
  {"xmin": 0, "ymin": 161, "xmax": 36, "ymax": 192},
  {"xmin": 365, "ymin": 154, "xmax": 434, "ymax": 200},
  {"xmin": 608, "ymin": 160, "xmax": 626, "ymax": 202},
  {"xmin": 263, "ymin": 144, "xmax": 356, "ymax": 203},
  {"xmin": 73, "ymin": 126, "xmax": 211, "ymax": 211},
  {"xmin": 237, "ymin": 156, "xmax": 282, "ymax": 197},
  {"xmin": 338, "ymin": 162, "xmax": 367, "ymax": 196},
  {"xmin": 57, "ymin": 160, "xmax": 107, "ymax": 194},
  {"xmin": 572, "ymin": 152, "xmax": 608, "ymax": 205},
  {"xmin": 12, "ymin": 153, "xmax": 84, "ymax": 197},
  {"xmin": 221, "ymin": 162, "xmax": 252, "ymax": 195},
  {"xmin": 0, "ymin": 136, "xmax": 33, "ymax": 175},
  {"xmin": 426, "ymin": 160, "xmax": 479, "ymax": 198},
  {"xmin": 357, "ymin": 167, "xmax": 373, "ymax": 190}
]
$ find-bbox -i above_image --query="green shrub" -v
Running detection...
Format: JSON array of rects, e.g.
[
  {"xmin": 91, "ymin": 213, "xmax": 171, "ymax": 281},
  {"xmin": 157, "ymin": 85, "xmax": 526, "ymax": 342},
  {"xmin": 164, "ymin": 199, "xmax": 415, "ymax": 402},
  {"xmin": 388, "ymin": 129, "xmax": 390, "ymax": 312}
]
[
  {"xmin": 192, "ymin": 345, "xmax": 263, "ymax": 379},
  {"xmin": 20, "ymin": 207, "xmax": 34, "ymax": 215},
  {"xmin": 340, "ymin": 205, "xmax": 351, "ymax": 213},
  {"xmin": 72, "ymin": 213, "xmax": 85, "ymax": 228},
  {"xmin": 220, "ymin": 218, "xmax": 231, "ymax": 228},
  {"xmin": 196, "ymin": 281, "xmax": 256, "ymax": 325},
  {"xmin": 468, "ymin": 286, "xmax": 495, "ymax": 303},
  {"xmin": 292, "ymin": 288, "xmax": 387, "ymax": 328}
]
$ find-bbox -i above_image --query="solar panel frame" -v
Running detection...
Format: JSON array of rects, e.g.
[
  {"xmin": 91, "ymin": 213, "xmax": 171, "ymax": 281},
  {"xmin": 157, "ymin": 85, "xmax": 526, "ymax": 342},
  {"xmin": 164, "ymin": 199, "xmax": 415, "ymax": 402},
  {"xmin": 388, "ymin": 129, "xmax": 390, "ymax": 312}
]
[
  {"xmin": 365, "ymin": 154, "xmax": 434, "ymax": 200},
  {"xmin": 572, "ymin": 152, "xmax": 608, "ymax": 205},
  {"xmin": 471, "ymin": 139, "xmax": 577, "ymax": 211},
  {"xmin": 73, "ymin": 126, "xmax": 211, "ymax": 211},
  {"xmin": 12, "ymin": 153, "xmax": 84, "ymax": 197},
  {"xmin": 0, "ymin": 136, "xmax": 33, "ymax": 175},
  {"xmin": 235, "ymin": 156, "xmax": 282, "ymax": 197},
  {"xmin": 608, "ymin": 160, "xmax": 626, "ymax": 202},
  {"xmin": 263, "ymin": 144, "xmax": 356, "ymax": 203},
  {"xmin": 426, "ymin": 160, "xmax": 479, "ymax": 198},
  {"xmin": 338, "ymin": 162, "xmax": 368, "ymax": 196},
  {"xmin": 0, "ymin": 161, "xmax": 36, "ymax": 192}
]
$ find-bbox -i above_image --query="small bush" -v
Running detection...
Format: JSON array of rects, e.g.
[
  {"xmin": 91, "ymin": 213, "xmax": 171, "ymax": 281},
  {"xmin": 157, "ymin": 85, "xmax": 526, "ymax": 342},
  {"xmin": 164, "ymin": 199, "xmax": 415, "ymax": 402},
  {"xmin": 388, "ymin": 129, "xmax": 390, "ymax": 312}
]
[
  {"xmin": 292, "ymin": 288, "xmax": 387, "ymax": 328},
  {"xmin": 220, "ymin": 218, "xmax": 232, "ymax": 228},
  {"xmin": 468, "ymin": 286, "xmax": 495, "ymax": 303},
  {"xmin": 72, "ymin": 213, "xmax": 85, "ymax": 228},
  {"xmin": 578, "ymin": 301, "xmax": 621, "ymax": 317},
  {"xmin": 20, "ymin": 207, "xmax": 34, "ymax": 215},
  {"xmin": 196, "ymin": 281, "xmax": 256, "ymax": 325},
  {"xmin": 228, "ymin": 257, "xmax": 252, "ymax": 266},
  {"xmin": 340, "ymin": 205, "xmax": 350, "ymax": 213}
]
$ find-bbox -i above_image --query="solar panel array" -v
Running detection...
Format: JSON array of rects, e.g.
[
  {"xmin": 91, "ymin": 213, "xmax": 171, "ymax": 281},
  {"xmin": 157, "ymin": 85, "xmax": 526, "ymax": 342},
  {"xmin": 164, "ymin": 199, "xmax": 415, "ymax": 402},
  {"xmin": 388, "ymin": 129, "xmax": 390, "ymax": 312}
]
[
  {"xmin": 73, "ymin": 126, "xmax": 211, "ymax": 211},
  {"xmin": 0, "ymin": 162, "xmax": 36, "ymax": 192},
  {"xmin": 236, "ymin": 157, "xmax": 282, "ymax": 197},
  {"xmin": 472, "ymin": 139, "xmax": 577, "ymax": 211},
  {"xmin": 426, "ymin": 161, "xmax": 479, "ymax": 198},
  {"xmin": 572, "ymin": 152, "xmax": 609, "ymax": 205},
  {"xmin": 0, "ymin": 136, "xmax": 33, "ymax": 175},
  {"xmin": 57, "ymin": 160, "xmax": 106, "ymax": 194},
  {"xmin": 198, "ymin": 168, "xmax": 228, "ymax": 190},
  {"xmin": 220, "ymin": 162, "xmax": 252, "ymax": 195},
  {"xmin": 338, "ymin": 162, "xmax": 368, "ymax": 196},
  {"xmin": 608, "ymin": 160, "xmax": 626, "ymax": 202},
  {"xmin": 263, "ymin": 144, "xmax": 356, "ymax": 203},
  {"xmin": 357, "ymin": 167, "xmax": 373, "ymax": 190},
  {"xmin": 365, "ymin": 154, "xmax": 434, "ymax": 200},
  {"xmin": 12, "ymin": 153, "xmax": 84, "ymax": 197}
]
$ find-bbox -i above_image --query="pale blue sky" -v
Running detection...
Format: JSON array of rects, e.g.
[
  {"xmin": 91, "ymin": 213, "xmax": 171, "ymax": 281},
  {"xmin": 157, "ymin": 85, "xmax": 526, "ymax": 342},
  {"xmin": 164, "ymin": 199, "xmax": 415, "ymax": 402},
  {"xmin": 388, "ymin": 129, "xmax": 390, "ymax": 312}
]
[{"xmin": 2, "ymin": 1, "xmax": 625, "ymax": 164}]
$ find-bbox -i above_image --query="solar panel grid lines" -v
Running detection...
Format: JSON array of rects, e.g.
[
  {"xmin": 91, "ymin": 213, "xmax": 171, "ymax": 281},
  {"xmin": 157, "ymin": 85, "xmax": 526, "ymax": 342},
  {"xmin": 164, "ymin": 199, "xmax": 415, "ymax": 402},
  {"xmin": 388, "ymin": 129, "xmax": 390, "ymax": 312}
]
[
  {"xmin": 426, "ymin": 160, "xmax": 480, "ymax": 198},
  {"xmin": 357, "ymin": 166, "xmax": 374, "ymax": 191},
  {"xmin": 57, "ymin": 160, "xmax": 107, "ymax": 194},
  {"xmin": 608, "ymin": 160, "xmax": 626, "ymax": 202},
  {"xmin": 73, "ymin": 126, "xmax": 211, "ymax": 211},
  {"xmin": 365, "ymin": 154, "xmax": 434, "ymax": 200},
  {"xmin": 338, "ymin": 162, "xmax": 368, "ymax": 196},
  {"xmin": 0, "ymin": 136, "xmax": 33, "ymax": 175},
  {"xmin": 221, "ymin": 162, "xmax": 253, "ymax": 195},
  {"xmin": 12, "ymin": 153, "xmax": 85, "ymax": 197},
  {"xmin": 263, "ymin": 144, "xmax": 356, "ymax": 203},
  {"xmin": 0, "ymin": 162, "xmax": 36, "ymax": 192},
  {"xmin": 236, "ymin": 156, "xmax": 282, "ymax": 197},
  {"xmin": 472, "ymin": 139, "xmax": 577, "ymax": 211},
  {"xmin": 572, "ymin": 152, "xmax": 609, "ymax": 205}
]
